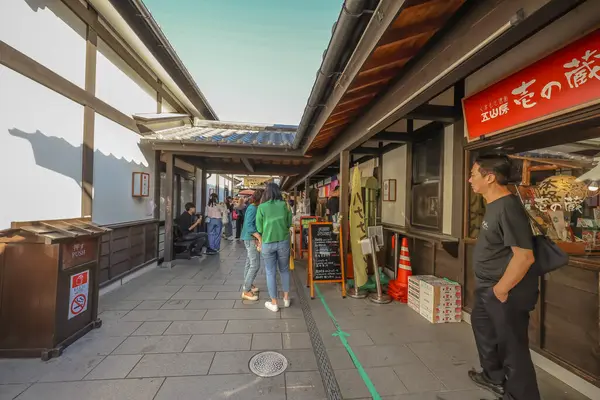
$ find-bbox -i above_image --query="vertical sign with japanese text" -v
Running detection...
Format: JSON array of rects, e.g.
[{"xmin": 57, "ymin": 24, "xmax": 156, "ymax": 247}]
[{"xmin": 463, "ymin": 29, "xmax": 600, "ymax": 141}]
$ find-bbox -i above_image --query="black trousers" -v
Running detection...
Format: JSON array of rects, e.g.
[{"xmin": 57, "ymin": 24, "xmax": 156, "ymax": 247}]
[
  {"xmin": 235, "ymin": 216, "xmax": 244, "ymax": 239},
  {"xmin": 471, "ymin": 286, "xmax": 540, "ymax": 400},
  {"xmin": 183, "ymin": 232, "xmax": 208, "ymax": 253}
]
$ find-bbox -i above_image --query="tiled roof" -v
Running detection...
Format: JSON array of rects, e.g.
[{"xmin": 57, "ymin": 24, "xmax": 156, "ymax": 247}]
[{"xmin": 145, "ymin": 121, "xmax": 297, "ymax": 147}]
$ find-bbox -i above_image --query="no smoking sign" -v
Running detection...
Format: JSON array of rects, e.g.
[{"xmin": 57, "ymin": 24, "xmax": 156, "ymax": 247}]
[{"xmin": 68, "ymin": 270, "xmax": 89, "ymax": 320}]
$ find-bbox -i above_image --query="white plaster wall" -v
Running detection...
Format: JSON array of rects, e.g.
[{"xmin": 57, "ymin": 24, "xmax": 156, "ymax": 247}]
[
  {"xmin": 442, "ymin": 125, "xmax": 454, "ymax": 235},
  {"xmin": 0, "ymin": 66, "xmax": 83, "ymax": 229},
  {"xmin": 92, "ymin": 114, "xmax": 155, "ymax": 225},
  {"xmin": 0, "ymin": 0, "xmax": 87, "ymax": 88},
  {"xmin": 466, "ymin": 1, "xmax": 600, "ymax": 96},
  {"xmin": 96, "ymin": 38, "xmax": 157, "ymax": 117},
  {"xmin": 381, "ymin": 146, "xmax": 408, "ymax": 227}
]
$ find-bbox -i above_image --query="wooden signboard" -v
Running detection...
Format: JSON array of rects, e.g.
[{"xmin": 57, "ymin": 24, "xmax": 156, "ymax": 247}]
[
  {"xmin": 300, "ymin": 216, "xmax": 318, "ymax": 258},
  {"xmin": 307, "ymin": 222, "xmax": 346, "ymax": 299}
]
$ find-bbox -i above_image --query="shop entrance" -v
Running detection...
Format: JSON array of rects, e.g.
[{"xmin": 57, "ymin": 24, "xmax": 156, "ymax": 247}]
[{"xmin": 464, "ymin": 116, "xmax": 600, "ymax": 387}]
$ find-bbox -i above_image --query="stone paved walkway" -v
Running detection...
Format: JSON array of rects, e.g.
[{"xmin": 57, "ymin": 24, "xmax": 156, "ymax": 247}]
[{"xmin": 0, "ymin": 240, "xmax": 592, "ymax": 399}]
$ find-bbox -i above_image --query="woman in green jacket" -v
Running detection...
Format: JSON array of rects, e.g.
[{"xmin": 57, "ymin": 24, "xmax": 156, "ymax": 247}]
[
  {"xmin": 239, "ymin": 189, "xmax": 263, "ymax": 301},
  {"xmin": 256, "ymin": 183, "xmax": 293, "ymax": 312}
]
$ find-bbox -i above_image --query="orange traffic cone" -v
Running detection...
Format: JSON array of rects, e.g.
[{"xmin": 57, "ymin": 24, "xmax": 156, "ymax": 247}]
[{"xmin": 398, "ymin": 238, "xmax": 412, "ymax": 285}]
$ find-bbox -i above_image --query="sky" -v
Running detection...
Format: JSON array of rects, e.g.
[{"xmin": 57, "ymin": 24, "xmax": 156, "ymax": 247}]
[{"xmin": 143, "ymin": 0, "xmax": 344, "ymax": 125}]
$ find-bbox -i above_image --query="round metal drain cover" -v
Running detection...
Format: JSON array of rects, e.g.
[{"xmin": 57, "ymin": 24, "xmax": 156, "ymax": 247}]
[{"xmin": 249, "ymin": 351, "xmax": 288, "ymax": 377}]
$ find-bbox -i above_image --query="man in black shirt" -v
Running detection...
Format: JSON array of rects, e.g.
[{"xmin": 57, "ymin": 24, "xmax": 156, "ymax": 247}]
[
  {"xmin": 468, "ymin": 155, "xmax": 540, "ymax": 400},
  {"xmin": 177, "ymin": 202, "xmax": 213, "ymax": 256},
  {"xmin": 326, "ymin": 185, "xmax": 340, "ymax": 222}
]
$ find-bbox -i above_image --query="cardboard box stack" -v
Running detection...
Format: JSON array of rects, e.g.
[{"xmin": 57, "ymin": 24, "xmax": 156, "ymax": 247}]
[{"xmin": 407, "ymin": 275, "xmax": 462, "ymax": 324}]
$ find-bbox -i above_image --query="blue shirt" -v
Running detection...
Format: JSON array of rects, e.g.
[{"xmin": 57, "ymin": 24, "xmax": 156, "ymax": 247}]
[{"xmin": 240, "ymin": 204, "xmax": 258, "ymax": 241}]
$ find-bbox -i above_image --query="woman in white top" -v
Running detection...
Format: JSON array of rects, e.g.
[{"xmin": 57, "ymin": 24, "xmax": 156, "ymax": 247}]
[{"xmin": 206, "ymin": 193, "xmax": 224, "ymax": 251}]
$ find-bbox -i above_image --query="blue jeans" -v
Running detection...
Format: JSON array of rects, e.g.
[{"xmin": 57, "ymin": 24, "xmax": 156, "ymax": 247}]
[
  {"xmin": 243, "ymin": 240, "xmax": 261, "ymax": 292},
  {"xmin": 207, "ymin": 219, "xmax": 222, "ymax": 250},
  {"xmin": 262, "ymin": 239, "xmax": 290, "ymax": 299}
]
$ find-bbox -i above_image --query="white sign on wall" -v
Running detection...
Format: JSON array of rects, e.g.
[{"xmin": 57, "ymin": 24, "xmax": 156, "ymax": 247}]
[
  {"xmin": 68, "ymin": 270, "xmax": 89, "ymax": 319},
  {"xmin": 132, "ymin": 172, "xmax": 150, "ymax": 197}
]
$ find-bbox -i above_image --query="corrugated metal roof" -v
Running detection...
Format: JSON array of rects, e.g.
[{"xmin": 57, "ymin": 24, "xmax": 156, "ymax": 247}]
[{"xmin": 146, "ymin": 121, "xmax": 297, "ymax": 147}]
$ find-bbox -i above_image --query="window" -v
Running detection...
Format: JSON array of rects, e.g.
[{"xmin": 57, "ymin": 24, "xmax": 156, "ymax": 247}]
[
  {"xmin": 411, "ymin": 133, "xmax": 443, "ymax": 230},
  {"xmin": 467, "ymin": 135, "xmax": 600, "ymax": 255}
]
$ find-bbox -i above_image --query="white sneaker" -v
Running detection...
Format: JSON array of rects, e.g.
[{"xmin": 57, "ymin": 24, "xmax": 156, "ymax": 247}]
[
  {"xmin": 242, "ymin": 292, "xmax": 258, "ymax": 301},
  {"xmin": 264, "ymin": 301, "xmax": 279, "ymax": 312},
  {"xmin": 283, "ymin": 299, "xmax": 290, "ymax": 308}
]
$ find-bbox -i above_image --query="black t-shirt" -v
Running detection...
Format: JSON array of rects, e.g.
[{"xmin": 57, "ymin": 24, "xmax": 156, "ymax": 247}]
[
  {"xmin": 473, "ymin": 194, "xmax": 537, "ymax": 297},
  {"xmin": 177, "ymin": 212, "xmax": 193, "ymax": 233}
]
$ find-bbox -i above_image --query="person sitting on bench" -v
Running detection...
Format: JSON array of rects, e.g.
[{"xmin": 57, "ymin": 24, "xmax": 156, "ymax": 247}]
[{"xmin": 177, "ymin": 202, "xmax": 215, "ymax": 256}]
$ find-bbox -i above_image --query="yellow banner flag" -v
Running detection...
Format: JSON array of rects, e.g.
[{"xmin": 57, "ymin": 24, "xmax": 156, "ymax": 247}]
[{"xmin": 349, "ymin": 166, "xmax": 368, "ymax": 287}]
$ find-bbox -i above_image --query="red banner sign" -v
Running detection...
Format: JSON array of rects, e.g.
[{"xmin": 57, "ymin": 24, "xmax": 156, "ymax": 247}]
[{"xmin": 463, "ymin": 29, "xmax": 600, "ymax": 141}]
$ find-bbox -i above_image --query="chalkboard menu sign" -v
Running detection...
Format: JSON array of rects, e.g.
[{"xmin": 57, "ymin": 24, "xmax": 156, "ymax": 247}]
[
  {"xmin": 308, "ymin": 222, "xmax": 346, "ymax": 299},
  {"xmin": 300, "ymin": 216, "xmax": 318, "ymax": 256}
]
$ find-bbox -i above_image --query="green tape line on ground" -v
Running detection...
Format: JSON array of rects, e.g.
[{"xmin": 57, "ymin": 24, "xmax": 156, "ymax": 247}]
[{"xmin": 315, "ymin": 285, "xmax": 382, "ymax": 400}]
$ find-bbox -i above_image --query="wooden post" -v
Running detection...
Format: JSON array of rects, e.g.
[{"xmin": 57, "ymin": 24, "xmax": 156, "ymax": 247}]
[
  {"xmin": 293, "ymin": 188, "xmax": 297, "ymax": 214},
  {"xmin": 339, "ymin": 150, "xmax": 350, "ymax": 260},
  {"xmin": 81, "ymin": 9, "xmax": 97, "ymax": 217},
  {"xmin": 376, "ymin": 150, "xmax": 383, "ymax": 224},
  {"xmin": 304, "ymin": 178, "xmax": 310, "ymax": 214},
  {"xmin": 163, "ymin": 152, "xmax": 175, "ymax": 268},
  {"xmin": 153, "ymin": 150, "xmax": 162, "ymax": 260},
  {"xmin": 175, "ymin": 173, "xmax": 182, "ymax": 217},
  {"xmin": 200, "ymin": 169, "xmax": 208, "ymax": 223}
]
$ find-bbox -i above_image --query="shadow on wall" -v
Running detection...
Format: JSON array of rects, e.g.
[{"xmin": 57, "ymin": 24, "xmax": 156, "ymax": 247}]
[
  {"xmin": 8, "ymin": 128, "xmax": 150, "ymax": 221},
  {"xmin": 21, "ymin": 0, "xmax": 87, "ymax": 39}
]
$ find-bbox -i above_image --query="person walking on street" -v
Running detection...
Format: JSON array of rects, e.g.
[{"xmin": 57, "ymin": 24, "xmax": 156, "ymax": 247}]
[
  {"xmin": 235, "ymin": 197, "xmax": 247, "ymax": 240},
  {"xmin": 223, "ymin": 196, "xmax": 234, "ymax": 240},
  {"xmin": 206, "ymin": 193, "xmax": 224, "ymax": 252},
  {"xmin": 256, "ymin": 183, "xmax": 293, "ymax": 312},
  {"xmin": 468, "ymin": 155, "xmax": 540, "ymax": 400},
  {"xmin": 240, "ymin": 190, "xmax": 263, "ymax": 301},
  {"xmin": 176, "ymin": 202, "xmax": 214, "ymax": 255}
]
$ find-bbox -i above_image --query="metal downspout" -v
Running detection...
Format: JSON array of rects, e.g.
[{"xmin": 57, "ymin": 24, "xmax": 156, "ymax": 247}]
[{"xmin": 291, "ymin": 0, "xmax": 368, "ymax": 149}]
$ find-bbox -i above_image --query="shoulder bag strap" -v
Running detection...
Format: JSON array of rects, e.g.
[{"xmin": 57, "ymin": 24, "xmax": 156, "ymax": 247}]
[{"xmin": 514, "ymin": 184, "xmax": 547, "ymax": 235}]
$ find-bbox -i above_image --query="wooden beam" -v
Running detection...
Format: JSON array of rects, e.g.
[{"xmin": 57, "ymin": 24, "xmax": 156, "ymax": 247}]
[
  {"xmin": 353, "ymin": 155, "xmax": 376, "ymax": 165},
  {"xmin": 200, "ymin": 169, "xmax": 208, "ymax": 219},
  {"xmin": 362, "ymin": 46, "xmax": 421, "ymax": 75},
  {"xmin": 0, "ymin": 40, "xmax": 139, "ymax": 133},
  {"xmin": 371, "ymin": 131, "xmax": 412, "ymax": 142},
  {"xmin": 351, "ymin": 147, "xmax": 380, "ymax": 155},
  {"xmin": 184, "ymin": 158, "xmax": 309, "ymax": 176},
  {"xmin": 241, "ymin": 158, "xmax": 254, "ymax": 173},
  {"xmin": 81, "ymin": 9, "xmax": 98, "ymax": 217},
  {"xmin": 163, "ymin": 152, "xmax": 175, "ymax": 267},
  {"xmin": 405, "ymin": 104, "xmax": 461, "ymax": 123},
  {"xmin": 61, "ymin": 0, "xmax": 188, "ymax": 116},
  {"xmin": 153, "ymin": 151, "xmax": 161, "ymax": 220},
  {"xmin": 378, "ymin": 15, "xmax": 450, "ymax": 48},
  {"xmin": 147, "ymin": 141, "xmax": 311, "ymax": 161},
  {"xmin": 156, "ymin": 79, "xmax": 163, "ymax": 113}
]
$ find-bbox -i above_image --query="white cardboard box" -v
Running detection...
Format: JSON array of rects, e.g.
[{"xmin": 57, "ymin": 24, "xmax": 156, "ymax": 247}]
[{"xmin": 408, "ymin": 275, "xmax": 462, "ymax": 324}]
